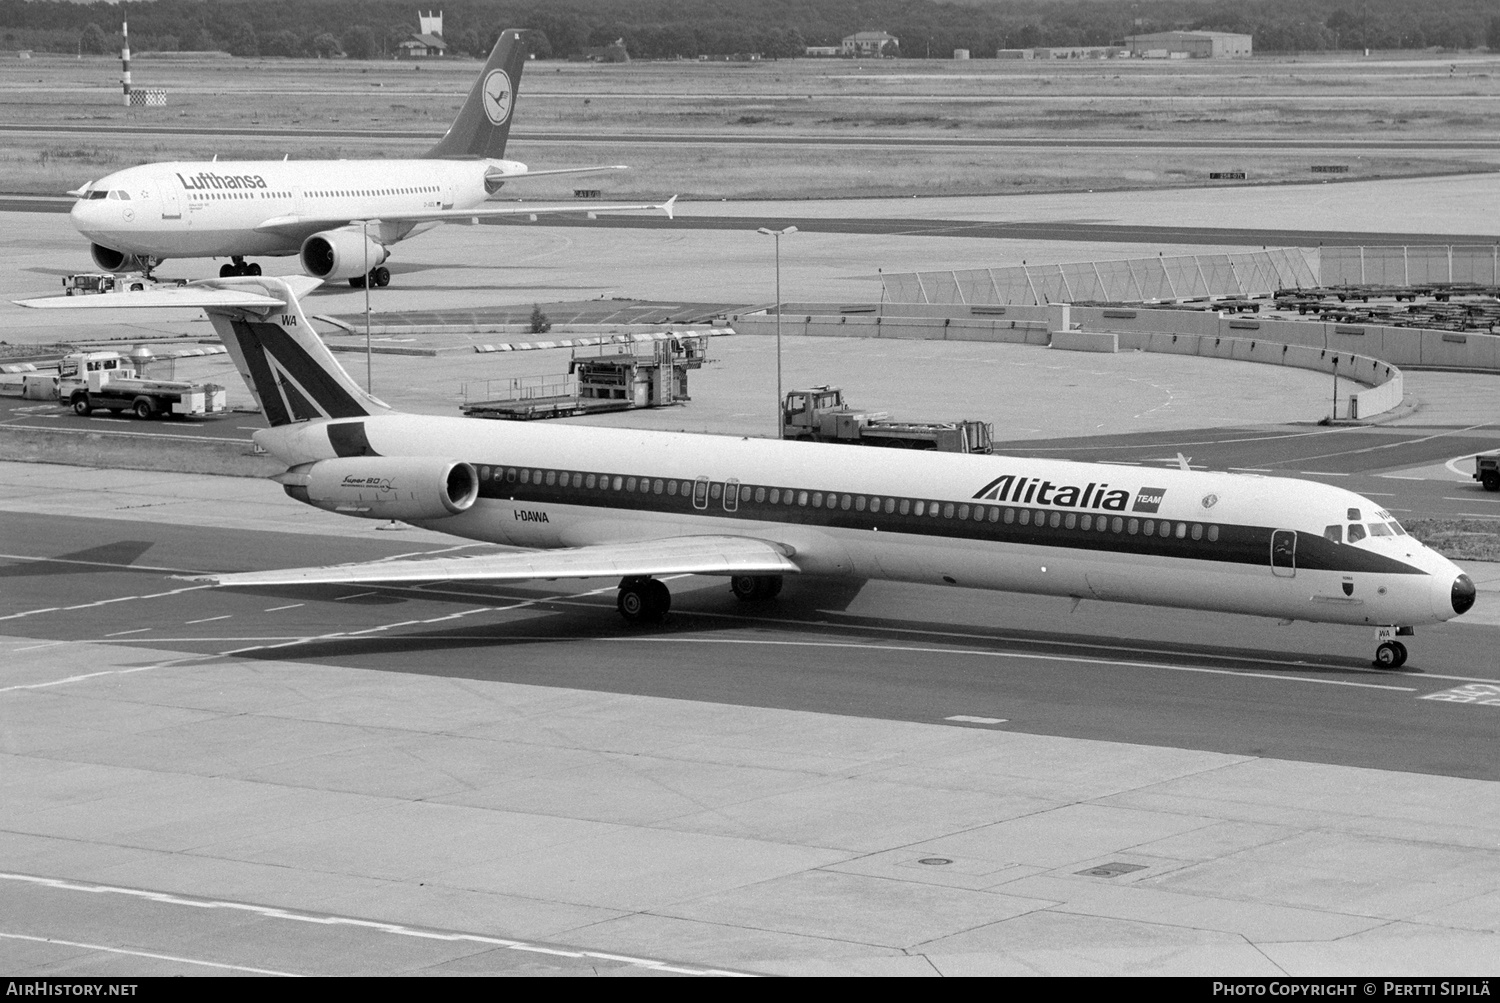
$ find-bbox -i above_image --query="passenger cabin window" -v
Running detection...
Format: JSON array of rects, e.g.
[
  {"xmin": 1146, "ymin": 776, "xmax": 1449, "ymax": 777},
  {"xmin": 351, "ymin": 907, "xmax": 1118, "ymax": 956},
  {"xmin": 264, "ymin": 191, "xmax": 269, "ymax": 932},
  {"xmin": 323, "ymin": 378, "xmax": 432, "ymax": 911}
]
[{"xmin": 1347, "ymin": 523, "xmax": 1367, "ymax": 543}]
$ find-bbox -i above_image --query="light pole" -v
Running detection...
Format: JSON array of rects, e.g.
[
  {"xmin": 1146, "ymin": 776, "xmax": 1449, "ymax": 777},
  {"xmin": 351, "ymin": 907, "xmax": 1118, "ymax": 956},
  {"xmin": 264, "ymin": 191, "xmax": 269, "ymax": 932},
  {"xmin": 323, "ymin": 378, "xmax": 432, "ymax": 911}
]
[
  {"xmin": 757, "ymin": 225, "xmax": 797, "ymax": 437},
  {"xmin": 353, "ymin": 219, "xmax": 380, "ymax": 393}
]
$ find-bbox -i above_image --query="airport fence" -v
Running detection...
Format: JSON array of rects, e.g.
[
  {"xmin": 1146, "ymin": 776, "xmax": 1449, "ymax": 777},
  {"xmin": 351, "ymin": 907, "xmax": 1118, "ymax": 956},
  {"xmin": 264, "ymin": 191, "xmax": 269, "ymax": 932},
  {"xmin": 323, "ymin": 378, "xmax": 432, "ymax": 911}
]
[
  {"xmin": 881, "ymin": 248, "xmax": 1318, "ymax": 306},
  {"xmin": 1320, "ymin": 245, "xmax": 1500, "ymax": 287}
]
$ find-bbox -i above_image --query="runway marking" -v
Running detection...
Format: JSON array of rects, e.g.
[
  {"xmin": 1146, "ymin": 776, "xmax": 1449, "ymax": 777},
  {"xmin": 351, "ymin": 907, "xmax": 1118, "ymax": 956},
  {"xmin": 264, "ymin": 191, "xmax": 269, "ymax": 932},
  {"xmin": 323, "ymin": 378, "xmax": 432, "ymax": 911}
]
[
  {"xmin": 11, "ymin": 641, "xmax": 63, "ymax": 652},
  {"xmin": 1298, "ymin": 471, "xmax": 1349, "ymax": 477},
  {"xmin": 265, "ymin": 603, "xmax": 304, "ymax": 611},
  {"xmin": 335, "ymin": 591, "xmax": 379, "ymax": 601},
  {"xmin": 1420, "ymin": 683, "xmax": 1500, "ymax": 706},
  {"xmin": 0, "ymin": 930, "xmax": 302, "ymax": 976},
  {"xmin": 602, "ymin": 637, "xmax": 1418, "ymax": 691},
  {"xmin": 1446, "ymin": 453, "xmax": 1491, "ymax": 479},
  {"xmin": 0, "ymin": 584, "xmax": 214, "ymax": 623},
  {"xmin": 0, "ymin": 873, "xmax": 749, "ymax": 977},
  {"xmin": 0, "ymin": 655, "xmax": 207, "ymax": 694},
  {"xmin": 0, "ymin": 552, "xmax": 208, "ymax": 575},
  {"xmin": 946, "ymin": 715, "xmax": 1007, "ymax": 725},
  {"xmin": 104, "ymin": 627, "xmax": 150, "ymax": 636},
  {"xmin": 1443, "ymin": 496, "xmax": 1500, "ymax": 503},
  {"xmin": 185, "ymin": 615, "xmax": 232, "ymax": 624}
]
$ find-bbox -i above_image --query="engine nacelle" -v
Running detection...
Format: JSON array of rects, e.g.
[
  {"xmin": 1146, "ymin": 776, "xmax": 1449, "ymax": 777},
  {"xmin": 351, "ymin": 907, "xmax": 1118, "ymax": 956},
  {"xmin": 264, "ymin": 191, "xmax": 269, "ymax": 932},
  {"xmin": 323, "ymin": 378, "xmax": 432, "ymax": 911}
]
[
  {"xmin": 90, "ymin": 243, "xmax": 145, "ymax": 273},
  {"xmin": 299, "ymin": 229, "xmax": 389, "ymax": 280},
  {"xmin": 279, "ymin": 456, "xmax": 479, "ymax": 521}
]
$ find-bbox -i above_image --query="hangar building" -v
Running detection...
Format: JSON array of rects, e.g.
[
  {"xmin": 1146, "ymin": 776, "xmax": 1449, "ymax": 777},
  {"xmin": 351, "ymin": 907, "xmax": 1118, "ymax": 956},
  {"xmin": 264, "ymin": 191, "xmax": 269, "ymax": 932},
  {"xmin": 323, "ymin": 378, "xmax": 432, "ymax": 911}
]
[{"xmin": 1124, "ymin": 30, "xmax": 1252, "ymax": 58}]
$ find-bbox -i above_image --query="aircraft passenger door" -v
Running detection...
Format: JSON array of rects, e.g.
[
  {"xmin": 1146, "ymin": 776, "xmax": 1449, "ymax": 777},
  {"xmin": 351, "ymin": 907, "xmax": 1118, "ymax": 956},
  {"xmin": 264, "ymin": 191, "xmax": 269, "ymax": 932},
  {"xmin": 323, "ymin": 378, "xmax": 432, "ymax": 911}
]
[
  {"xmin": 723, "ymin": 478, "xmax": 740, "ymax": 513},
  {"xmin": 156, "ymin": 182, "xmax": 182, "ymax": 221},
  {"xmin": 1270, "ymin": 530, "xmax": 1297, "ymax": 578}
]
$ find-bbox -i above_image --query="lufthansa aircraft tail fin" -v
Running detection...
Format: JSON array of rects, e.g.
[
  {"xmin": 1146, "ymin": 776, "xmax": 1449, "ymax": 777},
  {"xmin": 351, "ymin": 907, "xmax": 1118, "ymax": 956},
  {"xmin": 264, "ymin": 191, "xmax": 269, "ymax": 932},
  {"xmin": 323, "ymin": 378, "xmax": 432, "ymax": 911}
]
[
  {"xmin": 425, "ymin": 29, "xmax": 527, "ymax": 160},
  {"xmin": 207, "ymin": 277, "xmax": 392, "ymax": 428}
]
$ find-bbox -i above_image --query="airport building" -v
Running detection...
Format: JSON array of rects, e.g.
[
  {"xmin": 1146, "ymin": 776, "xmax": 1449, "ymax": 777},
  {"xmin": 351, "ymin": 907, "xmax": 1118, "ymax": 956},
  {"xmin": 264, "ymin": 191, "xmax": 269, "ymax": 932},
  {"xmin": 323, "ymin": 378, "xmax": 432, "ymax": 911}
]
[
  {"xmin": 841, "ymin": 31, "xmax": 898, "ymax": 57},
  {"xmin": 1123, "ymin": 30, "xmax": 1252, "ymax": 58},
  {"xmin": 397, "ymin": 10, "xmax": 447, "ymax": 59}
]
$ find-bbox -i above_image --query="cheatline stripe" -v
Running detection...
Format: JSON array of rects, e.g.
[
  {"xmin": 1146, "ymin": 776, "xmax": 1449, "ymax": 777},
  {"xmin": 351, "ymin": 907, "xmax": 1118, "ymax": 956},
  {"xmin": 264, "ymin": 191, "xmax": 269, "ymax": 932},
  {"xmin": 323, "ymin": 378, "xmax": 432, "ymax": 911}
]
[{"xmin": 0, "ymin": 874, "xmax": 752, "ymax": 976}]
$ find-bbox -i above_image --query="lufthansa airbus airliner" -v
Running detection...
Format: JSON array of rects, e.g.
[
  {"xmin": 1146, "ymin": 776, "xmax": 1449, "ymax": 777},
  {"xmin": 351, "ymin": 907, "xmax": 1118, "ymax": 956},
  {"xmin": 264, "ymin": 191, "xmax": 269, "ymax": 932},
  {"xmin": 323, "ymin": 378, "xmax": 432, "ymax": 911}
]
[
  {"xmin": 68, "ymin": 30, "xmax": 670, "ymax": 288},
  {"xmin": 19, "ymin": 276, "xmax": 1476, "ymax": 669}
]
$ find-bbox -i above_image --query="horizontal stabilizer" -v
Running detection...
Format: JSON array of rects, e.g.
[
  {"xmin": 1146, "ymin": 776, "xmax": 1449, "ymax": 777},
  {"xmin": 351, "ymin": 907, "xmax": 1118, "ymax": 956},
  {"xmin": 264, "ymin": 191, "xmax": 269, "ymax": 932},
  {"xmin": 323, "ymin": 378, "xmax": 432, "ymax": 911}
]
[
  {"xmin": 12, "ymin": 275, "xmax": 322, "ymax": 311},
  {"xmin": 502, "ymin": 165, "xmax": 629, "ymax": 179},
  {"xmin": 191, "ymin": 535, "xmax": 800, "ymax": 588}
]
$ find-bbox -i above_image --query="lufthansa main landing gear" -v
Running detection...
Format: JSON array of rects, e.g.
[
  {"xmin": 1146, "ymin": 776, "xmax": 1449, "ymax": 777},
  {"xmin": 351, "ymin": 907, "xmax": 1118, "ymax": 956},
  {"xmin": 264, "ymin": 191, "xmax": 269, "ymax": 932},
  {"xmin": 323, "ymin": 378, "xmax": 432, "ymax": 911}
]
[
  {"xmin": 730, "ymin": 574, "xmax": 783, "ymax": 602},
  {"xmin": 349, "ymin": 266, "xmax": 390, "ymax": 289},
  {"xmin": 219, "ymin": 257, "xmax": 261, "ymax": 278},
  {"xmin": 1373, "ymin": 625, "xmax": 1413, "ymax": 668},
  {"xmin": 617, "ymin": 576, "xmax": 671, "ymax": 624}
]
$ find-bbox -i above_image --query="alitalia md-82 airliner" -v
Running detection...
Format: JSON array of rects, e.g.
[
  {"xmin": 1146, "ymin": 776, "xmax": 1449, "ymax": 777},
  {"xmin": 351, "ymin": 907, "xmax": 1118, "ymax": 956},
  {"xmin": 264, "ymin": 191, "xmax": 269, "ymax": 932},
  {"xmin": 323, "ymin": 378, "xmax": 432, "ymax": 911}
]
[
  {"xmin": 67, "ymin": 29, "xmax": 672, "ymax": 288},
  {"xmin": 19, "ymin": 275, "xmax": 1476, "ymax": 669}
]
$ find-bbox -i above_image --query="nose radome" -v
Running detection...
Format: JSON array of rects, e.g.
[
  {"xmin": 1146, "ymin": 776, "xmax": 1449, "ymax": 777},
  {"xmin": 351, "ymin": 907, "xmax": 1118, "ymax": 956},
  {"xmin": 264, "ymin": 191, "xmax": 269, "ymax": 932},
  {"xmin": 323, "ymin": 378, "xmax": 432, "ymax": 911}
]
[{"xmin": 1452, "ymin": 574, "xmax": 1477, "ymax": 616}]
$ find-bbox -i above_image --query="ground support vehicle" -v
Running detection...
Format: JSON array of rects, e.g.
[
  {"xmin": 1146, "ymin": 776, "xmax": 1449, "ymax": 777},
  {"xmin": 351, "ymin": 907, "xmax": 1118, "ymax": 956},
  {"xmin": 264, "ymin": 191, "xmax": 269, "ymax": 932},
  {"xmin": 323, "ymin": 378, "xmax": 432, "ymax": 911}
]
[
  {"xmin": 1477, "ymin": 452, "xmax": 1500, "ymax": 492},
  {"xmin": 58, "ymin": 351, "xmax": 227, "ymax": 419},
  {"xmin": 782, "ymin": 386, "xmax": 993, "ymax": 454},
  {"xmin": 462, "ymin": 335, "xmax": 708, "ymax": 421}
]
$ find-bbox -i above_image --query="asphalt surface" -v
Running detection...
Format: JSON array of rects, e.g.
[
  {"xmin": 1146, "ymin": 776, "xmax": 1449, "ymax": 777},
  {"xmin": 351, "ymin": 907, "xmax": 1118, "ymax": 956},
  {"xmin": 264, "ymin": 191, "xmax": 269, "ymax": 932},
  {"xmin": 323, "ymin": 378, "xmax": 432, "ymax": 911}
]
[
  {"xmin": 3, "ymin": 503, "xmax": 1497, "ymax": 784},
  {"xmin": 0, "ymin": 192, "xmax": 1478, "ymax": 247},
  {"xmin": 4, "ymin": 123, "xmax": 1500, "ymax": 152}
]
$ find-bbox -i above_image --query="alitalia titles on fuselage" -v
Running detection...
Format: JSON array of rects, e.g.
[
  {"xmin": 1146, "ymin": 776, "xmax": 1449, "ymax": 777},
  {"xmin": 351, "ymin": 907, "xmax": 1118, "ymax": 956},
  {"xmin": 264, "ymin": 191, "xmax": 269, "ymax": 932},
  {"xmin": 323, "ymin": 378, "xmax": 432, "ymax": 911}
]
[{"xmin": 973, "ymin": 474, "xmax": 1166, "ymax": 514}]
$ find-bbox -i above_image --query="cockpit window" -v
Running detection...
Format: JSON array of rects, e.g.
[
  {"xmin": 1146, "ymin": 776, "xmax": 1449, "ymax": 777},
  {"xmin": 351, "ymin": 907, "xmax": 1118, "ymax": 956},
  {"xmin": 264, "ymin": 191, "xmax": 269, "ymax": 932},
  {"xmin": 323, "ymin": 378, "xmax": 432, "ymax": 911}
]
[
  {"xmin": 1346, "ymin": 507, "xmax": 1361, "ymax": 521},
  {"xmin": 1323, "ymin": 525, "xmax": 1343, "ymax": 543},
  {"xmin": 1389, "ymin": 522, "xmax": 1407, "ymax": 536},
  {"xmin": 85, "ymin": 190, "xmax": 108, "ymax": 200},
  {"xmin": 105, "ymin": 190, "xmax": 131, "ymax": 200},
  {"xmin": 1348, "ymin": 523, "xmax": 1367, "ymax": 543},
  {"xmin": 1367, "ymin": 523, "xmax": 1393, "ymax": 537}
]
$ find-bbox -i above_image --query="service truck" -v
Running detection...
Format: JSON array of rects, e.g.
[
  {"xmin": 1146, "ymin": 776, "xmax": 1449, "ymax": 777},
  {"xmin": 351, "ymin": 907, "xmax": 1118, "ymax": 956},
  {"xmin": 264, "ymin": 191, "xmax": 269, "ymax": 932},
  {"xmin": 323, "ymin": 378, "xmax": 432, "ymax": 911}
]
[
  {"xmin": 58, "ymin": 351, "xmax": 227, "ymax": 420},
  {"xmin": 1477, "ymin": 451, "xmax": 1500, "ymax": 491},
  {"xmin": 782, "ymin": 386, "xmax": 993, "ymax": 453}
]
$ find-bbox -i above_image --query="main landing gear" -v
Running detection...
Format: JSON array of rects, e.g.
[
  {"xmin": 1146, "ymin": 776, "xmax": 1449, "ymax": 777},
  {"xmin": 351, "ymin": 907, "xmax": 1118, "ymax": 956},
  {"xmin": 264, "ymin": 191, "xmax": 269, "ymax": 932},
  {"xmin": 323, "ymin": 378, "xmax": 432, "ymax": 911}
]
[
  {"xmin": 349, "ymin": 266, "xmax": 390, "ymax": 289},
  {"xmin": 730, "ymin": 575, "xmax": 783, "ymax": 602},
  {"xmin": 1373, "ymin": 625, "xmax": 1414, "ymax": 668},
  {"xmin": 219, "ymin": 257, "xmax": 261, "ymax": 278},
  {"xmin": 617, "ymin": 576, "xmax": 671, "ymax": 624}
]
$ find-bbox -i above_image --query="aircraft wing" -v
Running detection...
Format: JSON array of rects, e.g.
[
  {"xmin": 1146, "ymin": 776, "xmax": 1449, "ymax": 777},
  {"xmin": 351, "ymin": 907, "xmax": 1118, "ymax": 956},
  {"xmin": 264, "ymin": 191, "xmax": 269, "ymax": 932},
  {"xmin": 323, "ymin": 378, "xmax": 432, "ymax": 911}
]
[
  {"xmin": 192, "ymin": 534, "xmax": 800, "ymax": 588},
  {"xmin": 253, "ymin": 196, "xmax": 676, "ymax": 236}
]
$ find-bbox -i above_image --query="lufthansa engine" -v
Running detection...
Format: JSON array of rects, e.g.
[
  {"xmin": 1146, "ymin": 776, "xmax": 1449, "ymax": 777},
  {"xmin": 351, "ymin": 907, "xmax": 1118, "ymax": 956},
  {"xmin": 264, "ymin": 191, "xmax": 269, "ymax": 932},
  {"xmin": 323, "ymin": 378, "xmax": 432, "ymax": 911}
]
[
  {"xmin": 299, "ymin": 228, "xmax": 389, "ymax": 281},
  {"xmin": 277, "ymin": 456, "xmax": 479, "ymax": 521},
  {"xmin": 90, "ymin": 243, "xmax": 146, "ymax": 273}
]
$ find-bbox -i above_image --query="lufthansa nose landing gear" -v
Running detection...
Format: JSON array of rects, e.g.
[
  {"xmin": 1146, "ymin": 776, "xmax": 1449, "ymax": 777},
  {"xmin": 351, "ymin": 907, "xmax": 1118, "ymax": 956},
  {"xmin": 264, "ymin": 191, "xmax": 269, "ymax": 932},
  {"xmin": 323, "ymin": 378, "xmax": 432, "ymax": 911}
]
[{"xmin": 1373, "ymin": 625, "xmax": 1414, "ymax": 668}]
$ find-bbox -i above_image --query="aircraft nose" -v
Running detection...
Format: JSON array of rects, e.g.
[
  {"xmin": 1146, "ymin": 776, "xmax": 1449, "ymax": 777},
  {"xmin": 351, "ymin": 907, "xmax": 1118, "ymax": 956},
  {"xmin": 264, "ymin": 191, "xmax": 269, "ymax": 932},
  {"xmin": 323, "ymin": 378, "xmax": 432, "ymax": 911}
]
[{"xmin": 1452, "ymin": 574, "xmax": 1477, "ymax": 616}]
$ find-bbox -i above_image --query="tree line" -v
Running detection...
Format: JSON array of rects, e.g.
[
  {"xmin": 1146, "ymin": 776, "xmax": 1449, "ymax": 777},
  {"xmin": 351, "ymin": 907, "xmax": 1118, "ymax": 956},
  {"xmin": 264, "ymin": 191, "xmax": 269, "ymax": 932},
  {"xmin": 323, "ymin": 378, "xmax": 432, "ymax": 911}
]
[{"xmin": 2, "ymin": 0, "xmax": 1496, "ymax": 59}]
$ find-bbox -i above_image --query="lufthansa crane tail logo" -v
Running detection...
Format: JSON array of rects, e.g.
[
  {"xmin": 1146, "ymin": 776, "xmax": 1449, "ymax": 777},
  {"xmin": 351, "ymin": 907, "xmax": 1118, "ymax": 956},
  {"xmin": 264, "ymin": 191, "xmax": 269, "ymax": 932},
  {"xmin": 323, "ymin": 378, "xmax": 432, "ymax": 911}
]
[{"xmin": 482, "ymin": 69, "xmax": 513, "ymax": 125}]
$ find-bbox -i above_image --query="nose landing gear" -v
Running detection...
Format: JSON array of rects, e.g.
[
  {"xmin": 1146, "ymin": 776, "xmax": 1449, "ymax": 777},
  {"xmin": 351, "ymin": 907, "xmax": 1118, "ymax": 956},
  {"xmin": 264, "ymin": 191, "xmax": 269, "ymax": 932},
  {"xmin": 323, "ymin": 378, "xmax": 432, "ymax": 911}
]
[{"xmin": 1373, "ymin": 625, "xmax": 1413, "ymax": 668}]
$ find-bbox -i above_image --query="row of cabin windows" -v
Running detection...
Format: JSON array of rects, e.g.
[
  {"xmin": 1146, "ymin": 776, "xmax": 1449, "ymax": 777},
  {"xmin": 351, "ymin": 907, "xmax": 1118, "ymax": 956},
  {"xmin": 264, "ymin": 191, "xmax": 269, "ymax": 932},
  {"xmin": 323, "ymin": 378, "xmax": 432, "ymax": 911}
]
[
  {"xmin": 189, "ymin": 187, "xmax": 437, "ymax": 201},
  {"xmin": 479, "ymin": 465, "xmax": 1221, "ymax": 543},
  {"xmin": 192, "ymin": 191, "xmax": 292, "ymax": 200},
  {"xmin": 308, "ymin": 186, "xmax": 438, "ymax": 198}
]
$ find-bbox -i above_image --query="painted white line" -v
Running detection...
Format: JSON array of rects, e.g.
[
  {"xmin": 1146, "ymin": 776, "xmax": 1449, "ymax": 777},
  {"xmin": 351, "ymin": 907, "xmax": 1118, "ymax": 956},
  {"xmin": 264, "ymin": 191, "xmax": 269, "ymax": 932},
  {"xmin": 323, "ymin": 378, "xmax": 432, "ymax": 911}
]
[
  {"xmin": 0, "ymin": 584, "xmax": 214, "ymax": 623},
  {"xmin": 11, "ymin": 641, "xmax": 64, "ymax": 652},
  {"xmin": 1376, "ymin": 475, "xmax": 1426, "ymax": 480},
  {"xmin": 1360, "ymin": 492, "xmax": 1396, "ymax": 497},
  {"xmin": 103, "ymin": 627, "xmax": 150, "ymax": 637},
  {"xmin": 0, "ymin": 930, "xmax": 301, "ymax": 976},
  {"xmin": 1298, "ymin": 471, "xmax": 1349, "ymax": 477},
  {"xmin": 0, "ymin": 655, "xmax": 208, "ymax": 694},
  {"xmin": 185, "ymin": 615, "xmax": 232, "ymax": 624},
  {"xmin": 604, "ymin": 637, "xmax": 1418, "ymax": 691},
  {"xmin": 0, "ymin": 929, "xmax": 301, "ymax": 971},
  {"xmin": 1229, "ymin": 468, "xmax": 1273, "ymax": 473},
  {"xmin": 335, "ymin": 591, "xmax": 379, "ymax": 601},
  {"xmin": 946, "ymin": 715, "xmax": 1007, "ymax": 725},
  {"xmin": 0, "ymin": 873, "xmax": 749, "ymax": 977},
  {"xmin": 0, "ymin": 552, "xmax": 207, "ymax": 575},
  {"xmin": 264, "ymin": 603, "xmax": 304, "ymax": 612},
  {"xmin": 1446, "ymin": 453, "xmax": 1489, "ymax": 479},
  {"xmin": 1442, "ymin": 496, "xmax": 1499, "ymax": 503}
]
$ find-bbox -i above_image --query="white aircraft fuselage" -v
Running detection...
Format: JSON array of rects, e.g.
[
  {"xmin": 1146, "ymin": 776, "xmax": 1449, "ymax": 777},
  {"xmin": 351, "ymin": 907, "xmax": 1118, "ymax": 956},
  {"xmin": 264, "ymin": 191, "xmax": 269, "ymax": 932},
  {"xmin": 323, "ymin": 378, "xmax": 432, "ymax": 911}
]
[{"xmin": 71, "ymin": 157, "xmax": 511, "ymax": 259}]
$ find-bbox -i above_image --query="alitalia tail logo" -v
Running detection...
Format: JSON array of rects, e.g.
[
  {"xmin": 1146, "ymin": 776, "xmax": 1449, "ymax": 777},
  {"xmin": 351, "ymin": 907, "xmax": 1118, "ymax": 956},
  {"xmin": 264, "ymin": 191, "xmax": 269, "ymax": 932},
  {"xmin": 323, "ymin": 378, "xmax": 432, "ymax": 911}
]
[
  {"xmin": 973, "ymin": 474, "xmax": 1167, "ymax": 513},
  {"xmin": 177, "ymin": 171, "xmax": 268, "ymax": 191}
]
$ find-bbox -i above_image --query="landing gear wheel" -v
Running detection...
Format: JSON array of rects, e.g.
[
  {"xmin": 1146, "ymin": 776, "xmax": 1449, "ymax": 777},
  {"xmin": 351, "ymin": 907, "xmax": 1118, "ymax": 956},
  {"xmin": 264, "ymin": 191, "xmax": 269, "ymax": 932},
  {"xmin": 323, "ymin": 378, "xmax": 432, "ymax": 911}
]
[
  {"xmin": 730, "ymin": 574, "xmax": 783, "ymax": 601},
  {"xmin": 71, "ymin": 396, "xmax": 92, "ymax": 416},
  {"xmin": 1373, "ymin": 641, "xmax": 1407, "ymax": 669},
  {"xmin": 219, "ymin": 263, "xmax": 235, "ymax": 278},
  {"xmin": 247, "ymin": 262, "xmax": 262, "ymax": 276},
  {"xmin": 349, "ymin": 275, "xmax": 367, "ymax": 289},
  {"xmin": 617, "ymin": 577, "xmax": 669, "ymax": 624},
  {"xmin": 132, "ymin": 398, "xmax": 155, "ymax": 420},
  {"xmin": 372, "ymin": 266, "xmax": 390, "ymax": 287}
]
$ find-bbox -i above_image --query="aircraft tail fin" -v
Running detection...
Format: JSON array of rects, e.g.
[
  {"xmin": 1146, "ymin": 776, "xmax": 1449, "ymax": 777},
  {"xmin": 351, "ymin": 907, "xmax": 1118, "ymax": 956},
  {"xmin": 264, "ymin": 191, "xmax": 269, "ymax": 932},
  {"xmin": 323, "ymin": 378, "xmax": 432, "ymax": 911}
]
[
  {"xmin": 207, "ymin": 277, "xmax": 393, "ymax": 428},
  {"xmin": 425, "ymin": 29, "xmax": 527, "ymax": 160}
]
